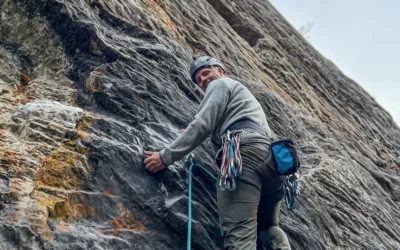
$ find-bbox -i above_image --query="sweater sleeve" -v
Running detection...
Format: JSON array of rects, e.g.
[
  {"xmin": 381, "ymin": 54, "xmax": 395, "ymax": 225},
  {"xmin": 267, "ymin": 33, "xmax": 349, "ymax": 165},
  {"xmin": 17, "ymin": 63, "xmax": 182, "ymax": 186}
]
[{"xmin": 159, "ymin": 79, "xmax": 230, "ymax": 166}]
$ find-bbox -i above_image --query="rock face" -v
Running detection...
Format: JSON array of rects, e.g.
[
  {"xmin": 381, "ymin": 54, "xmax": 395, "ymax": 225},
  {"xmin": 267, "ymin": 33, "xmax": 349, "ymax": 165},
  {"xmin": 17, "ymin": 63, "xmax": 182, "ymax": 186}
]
[{"xmin": 0, "ymin": 0, "xmax": 399, "ymax": 249}]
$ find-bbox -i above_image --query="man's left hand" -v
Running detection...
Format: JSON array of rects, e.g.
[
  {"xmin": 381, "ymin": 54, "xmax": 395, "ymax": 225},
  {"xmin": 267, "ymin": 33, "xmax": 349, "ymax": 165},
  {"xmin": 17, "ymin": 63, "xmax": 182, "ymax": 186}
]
[{"xmin": 144, "ymin": 151, "xmax": 166, "ymax": 174}]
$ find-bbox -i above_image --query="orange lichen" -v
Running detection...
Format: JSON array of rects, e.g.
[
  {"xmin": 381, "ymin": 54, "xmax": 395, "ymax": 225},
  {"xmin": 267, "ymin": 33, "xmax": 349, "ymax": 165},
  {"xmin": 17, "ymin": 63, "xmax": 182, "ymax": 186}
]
[
  {"xmin": 1, "ymin": 150, "xmax": 19, "ymax": 167},
  {"xmin": 77, "ymin": 130, "xmax": 91, "ymax": 142},
  {"xmin": 34, "ymin": 190, "xmax": 66, "ymax": 212},
  {"xmin": 52, "ymin": 196, "xmax": 96, "ymax": 221},
  {"xmin": 0, "ymin": 150, "xmax": 24, "ymax": 175},
  {"xmin": 35, "ymin": 150, "xmax": 85, "ymax": 189},
  {"xmin": 12, "ymin": 71, "xmax": 34, "ymax": 104},
  {"xmin": 9, "ymin": 212, "xmax": 21, "ymax": 222},
  {"xmin": 14, "ymin": 94, "xmax": 33, "ymax": 104},
  {"xmin": 19, "ymin": 115, "xmax": 94, "ymax": 241},
  {"xmin": 69, "ymin": 194, "xmax": 96, "ymax": 218},
  {"xmin": 49, "ymin": 122, "xmax": 66, "ymax": 129},
  {"xmin": 69, "ymin": 113, "xmax": 94, "ymax": 144},
  {"xmin": 57, "ymin": 224, "xmax": 70, "ymax": 232},
  {"xmin": 32, "ymin": 190, "xmax": 96, "ymax": 228},
  {"xmin": 63, "ymin": 139, "xmax": 89, "ymax": 155},
  {"xmin": 19, "ymin": 71, "xmax": 32, "ymax": 86},
  {"xmin": 147, "ymin": 0, "xmax": 183, "ymax": 40},
  {"xmin": 85, "ymin": 65, "xmax": 108, "ymax": 93},
  {"xmin": 103, "ymin": 187, "xmax": 116, "ymax": 196},
  {"xmin": 9, "ymin": 179, "xmax": 25, "ymax": 194},
  {"xmin": 194, "ymin": 48, "xmax": 202, "ymax": 54},
  {"xmin": 109, "ymin": 203, "xmax": 146, "ymax": 235},
  {"xmin": 32, "ymin": 226, "xmax": 55, "ymax": 241},
  {"xmin": 28, "ymin": 209, "xmax": 55, "ymax": 241},
  {"xmin": 77, "ymin": 115, "xmax": 94, "ymax": 131},
  {"xmin": 13, "ymin": 167, "xmax": 25, "ymax": 176},
  {"xmin": 86, "ymin": 73, "xmax": 101, "ymax": 93}
]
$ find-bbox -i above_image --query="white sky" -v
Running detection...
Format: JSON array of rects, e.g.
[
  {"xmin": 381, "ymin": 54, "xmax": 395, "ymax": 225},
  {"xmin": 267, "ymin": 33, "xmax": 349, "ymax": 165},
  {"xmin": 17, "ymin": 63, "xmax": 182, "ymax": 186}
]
[{"xmin": 270, "ymin": 0, "xmax": 400, "ymax": 125}]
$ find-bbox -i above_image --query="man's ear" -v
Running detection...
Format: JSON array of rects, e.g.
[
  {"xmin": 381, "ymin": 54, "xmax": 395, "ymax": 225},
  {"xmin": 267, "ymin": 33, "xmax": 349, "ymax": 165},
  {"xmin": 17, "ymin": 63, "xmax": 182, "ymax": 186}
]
[{"xmin": 218, "ymin": 67, "xmax": 224, "ymax": 76}]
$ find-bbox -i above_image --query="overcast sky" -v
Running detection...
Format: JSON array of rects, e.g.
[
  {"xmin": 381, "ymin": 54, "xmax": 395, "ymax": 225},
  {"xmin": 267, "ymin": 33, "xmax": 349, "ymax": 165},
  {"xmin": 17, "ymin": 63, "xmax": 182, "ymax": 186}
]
[{"xmin": 270, "ymin": 0, "xmax": 399, "ymax": 125}]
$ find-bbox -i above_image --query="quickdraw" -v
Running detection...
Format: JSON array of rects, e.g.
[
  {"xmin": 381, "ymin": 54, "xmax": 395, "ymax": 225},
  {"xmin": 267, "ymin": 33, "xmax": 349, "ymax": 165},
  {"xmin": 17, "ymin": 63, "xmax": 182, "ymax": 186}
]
[
  {"xmin": 218, "ymin": 130, "xmax": 243, "ymax": 191},
  {"xmin": 283, "ymin": 172, "xmax": 301, "ymax": 210}
]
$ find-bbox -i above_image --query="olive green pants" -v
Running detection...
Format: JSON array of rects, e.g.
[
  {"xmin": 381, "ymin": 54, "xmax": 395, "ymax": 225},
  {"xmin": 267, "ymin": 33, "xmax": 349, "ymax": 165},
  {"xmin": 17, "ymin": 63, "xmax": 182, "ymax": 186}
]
[
  {"xmin": 217, "ymin": 130, "xmax": 291, "ymax": 250},
  {"xmin": 218, "ymin": 181, "xmax": 290, "ymax": 250}
]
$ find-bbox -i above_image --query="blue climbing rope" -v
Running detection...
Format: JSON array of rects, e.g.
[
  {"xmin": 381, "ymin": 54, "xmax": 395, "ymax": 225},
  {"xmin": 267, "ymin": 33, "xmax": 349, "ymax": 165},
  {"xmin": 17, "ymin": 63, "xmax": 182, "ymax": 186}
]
[
  {"xmin": 187, "ymin": 157, "xmax": 194, "ymax": 250},
  {"xmin": 187, "ymin": 154, "xmax": 219, "ymax": 250}
]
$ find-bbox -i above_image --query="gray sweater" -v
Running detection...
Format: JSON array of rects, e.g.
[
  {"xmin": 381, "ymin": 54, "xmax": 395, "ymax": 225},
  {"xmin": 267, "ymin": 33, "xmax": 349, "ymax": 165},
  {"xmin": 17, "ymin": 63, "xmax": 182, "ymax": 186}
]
[{"xmin": 160, "ymin": 77, "xmax": 271, "ymax": 166}]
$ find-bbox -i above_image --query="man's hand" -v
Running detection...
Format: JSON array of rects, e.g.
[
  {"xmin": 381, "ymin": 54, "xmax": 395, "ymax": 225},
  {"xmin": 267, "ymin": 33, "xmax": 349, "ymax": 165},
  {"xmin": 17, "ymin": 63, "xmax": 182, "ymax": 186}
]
[{"xmin": 144, "ymin": 151, "xmax": 166, "ymax": 174}]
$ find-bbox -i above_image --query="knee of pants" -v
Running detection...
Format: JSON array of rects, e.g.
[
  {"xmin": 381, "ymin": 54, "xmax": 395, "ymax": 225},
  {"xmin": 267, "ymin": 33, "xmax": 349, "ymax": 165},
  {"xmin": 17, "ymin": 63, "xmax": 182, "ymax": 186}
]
[{"xmin": 259, "ymin": 226, "xmax": 291, "ymax": 250}]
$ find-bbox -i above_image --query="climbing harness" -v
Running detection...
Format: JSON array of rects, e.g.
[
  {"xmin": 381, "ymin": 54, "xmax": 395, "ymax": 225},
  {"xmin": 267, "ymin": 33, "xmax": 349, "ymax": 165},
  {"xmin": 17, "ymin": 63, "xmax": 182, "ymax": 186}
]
[
  {"xmin": 217, "ymin": 130, "xmax": 243, "ymax": 191},
  {"xmin": 186, "ymin": 153, "xmax": 221, "ymax": 250},
  {"xmin": 283, "ymin": 172, "xmax": 301, "ymax": 210}
]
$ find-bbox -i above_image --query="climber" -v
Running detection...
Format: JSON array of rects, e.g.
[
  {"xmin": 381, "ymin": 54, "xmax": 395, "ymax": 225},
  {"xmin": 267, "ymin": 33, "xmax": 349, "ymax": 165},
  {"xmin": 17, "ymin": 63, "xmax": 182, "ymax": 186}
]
[{"xmin": 143, "ymin": 56, "xmax": 291, "ymax": 250}]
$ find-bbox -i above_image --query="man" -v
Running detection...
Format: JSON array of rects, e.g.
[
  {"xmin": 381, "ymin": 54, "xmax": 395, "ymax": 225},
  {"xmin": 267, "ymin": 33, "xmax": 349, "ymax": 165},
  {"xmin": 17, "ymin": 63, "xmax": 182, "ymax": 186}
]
[{"xmin": 144, "ymin": 56, "xmax": 290, "ymax": 250}]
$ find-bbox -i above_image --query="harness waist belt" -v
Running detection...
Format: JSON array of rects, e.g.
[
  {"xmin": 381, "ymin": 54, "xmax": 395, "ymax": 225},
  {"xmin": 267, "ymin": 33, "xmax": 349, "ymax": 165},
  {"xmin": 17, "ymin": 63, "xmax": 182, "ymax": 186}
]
[{"xmin": 227, "ymin": 119, "xmax": 266, "ymax": 135}]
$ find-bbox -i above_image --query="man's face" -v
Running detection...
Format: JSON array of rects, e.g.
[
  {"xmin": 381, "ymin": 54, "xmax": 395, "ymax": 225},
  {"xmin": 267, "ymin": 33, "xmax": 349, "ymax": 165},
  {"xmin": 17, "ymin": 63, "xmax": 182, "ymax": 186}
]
[{"xmin": 194, "ymin": 67, "xmax": 223, "ymax": 91}]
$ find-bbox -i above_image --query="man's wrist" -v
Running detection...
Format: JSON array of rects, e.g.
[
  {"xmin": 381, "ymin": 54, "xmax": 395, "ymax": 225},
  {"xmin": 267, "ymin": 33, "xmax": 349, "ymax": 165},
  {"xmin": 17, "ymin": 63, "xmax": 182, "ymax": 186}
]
[{"xmin": 159, "ymin": 150, "xmax": 169, "ymax": 167}]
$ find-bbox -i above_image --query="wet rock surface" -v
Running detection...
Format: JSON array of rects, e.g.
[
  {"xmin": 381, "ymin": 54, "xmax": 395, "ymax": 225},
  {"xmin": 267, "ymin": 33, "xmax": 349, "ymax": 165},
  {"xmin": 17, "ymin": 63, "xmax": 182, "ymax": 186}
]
[{"xmin": 0, "ymin": 0, "xmax": 399, "ymax": 249}]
